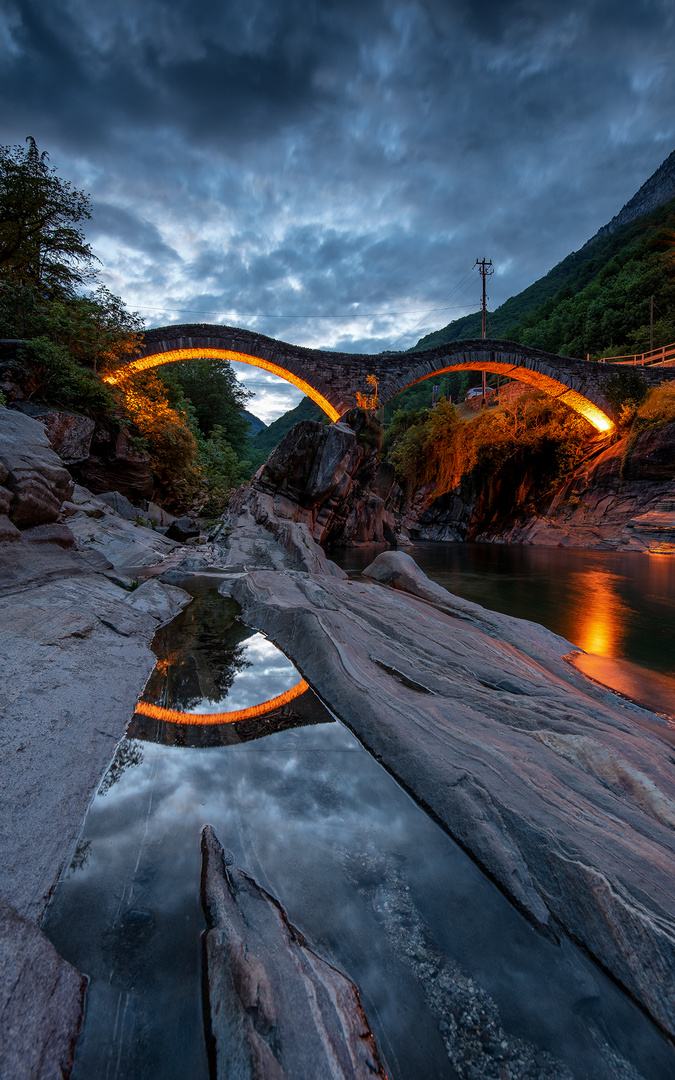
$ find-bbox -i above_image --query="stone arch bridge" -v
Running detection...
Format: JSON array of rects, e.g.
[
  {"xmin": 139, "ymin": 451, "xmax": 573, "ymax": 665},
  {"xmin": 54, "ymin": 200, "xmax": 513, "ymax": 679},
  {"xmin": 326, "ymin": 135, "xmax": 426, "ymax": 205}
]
[{"xmin": 105, "ymin": 323, "xmax": 675, "ymax": 433}]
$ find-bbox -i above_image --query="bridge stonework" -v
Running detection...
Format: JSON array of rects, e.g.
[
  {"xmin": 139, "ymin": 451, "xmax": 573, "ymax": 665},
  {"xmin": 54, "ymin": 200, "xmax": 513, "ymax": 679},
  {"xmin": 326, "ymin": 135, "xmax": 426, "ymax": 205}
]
[{"xmin": 118, "ymin": 323, "xmax": 675, "ymax": 433}]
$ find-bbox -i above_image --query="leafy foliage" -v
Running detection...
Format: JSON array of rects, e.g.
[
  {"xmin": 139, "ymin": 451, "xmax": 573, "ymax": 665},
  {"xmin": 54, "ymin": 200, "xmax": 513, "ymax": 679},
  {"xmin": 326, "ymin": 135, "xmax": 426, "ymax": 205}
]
[
  {"xmin": 159, "ymin": 358, "xmax": 251, "ymax": 452},
  {"xmin": 386, "ymin": 393, "xmax": 592, "ymax": 517},
  {"xmin": 0, "ymin": 137, "xmax": 96, "ymax": 295},
  {"xmin": 636, "ymin": 381, "xmax": 675, "ymax": 426},
  {"xmin": 602, "ymin": 369, "xmax": 649, "ymax": 415},
  {"xmin": 18, "ymin": 337, "xmax": 116, "ymax": 414}
]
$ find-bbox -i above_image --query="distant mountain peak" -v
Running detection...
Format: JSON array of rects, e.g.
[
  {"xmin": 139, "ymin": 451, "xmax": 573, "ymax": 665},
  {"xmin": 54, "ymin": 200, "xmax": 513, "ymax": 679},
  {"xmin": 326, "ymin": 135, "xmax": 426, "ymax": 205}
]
[{"xmin": 588, "ymin": 147, "xmax": 675, "ymax": 243}]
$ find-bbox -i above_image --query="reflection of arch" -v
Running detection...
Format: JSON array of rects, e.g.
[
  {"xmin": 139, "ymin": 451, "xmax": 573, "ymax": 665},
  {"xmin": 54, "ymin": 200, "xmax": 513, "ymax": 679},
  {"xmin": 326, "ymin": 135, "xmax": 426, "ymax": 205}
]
[
  {"xmin": 134, "ymin": 678, "xmax": 309, "ymax": 726},
  {"xmin": 105, "ymin": 323, "xmax": 675, "ymax": 434}
]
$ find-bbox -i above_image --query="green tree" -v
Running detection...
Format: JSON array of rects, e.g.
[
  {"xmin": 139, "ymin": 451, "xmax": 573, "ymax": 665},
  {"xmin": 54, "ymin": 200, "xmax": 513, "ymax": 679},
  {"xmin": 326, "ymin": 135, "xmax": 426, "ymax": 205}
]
[
  {"xmin": 160, "ymin": 358, "xmax": 251, "ymax": 454},
  {"xmin": 0, "ymin": 137, "xmax": 96, "ymax": 295}
]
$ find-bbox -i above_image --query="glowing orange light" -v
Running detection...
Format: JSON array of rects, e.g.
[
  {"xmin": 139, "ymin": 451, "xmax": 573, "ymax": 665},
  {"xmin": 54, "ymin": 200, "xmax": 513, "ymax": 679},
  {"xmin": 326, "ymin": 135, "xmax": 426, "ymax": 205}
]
[
  {"xmin": 134, "ymin": 678, "xmax": 310, "ymax": 726},
  {"xmin": 400, "ymin": 362, "xmax": 614, "ymax": 433},
  {"xmin": 567, "ymin": 569, "xmax": 627, "ymax": 657},
  {"xmin": 103, "ymin": 348, "xmax": 340, "ymax": 422}
]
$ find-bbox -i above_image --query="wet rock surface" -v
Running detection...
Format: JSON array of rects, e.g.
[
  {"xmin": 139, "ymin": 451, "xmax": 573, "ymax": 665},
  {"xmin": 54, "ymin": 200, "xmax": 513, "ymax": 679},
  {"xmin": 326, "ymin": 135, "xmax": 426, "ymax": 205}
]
[
  {"xmin": 226, "ymin": 551, "xmax": 675, "ymax": 1039},
  {"xmin": 200, "ymin": 825, "xmax": 388, "ymax": 1080},
  {"xmin": 0, "ymin": 895, "xmax": 86, "ymax": 1080}
]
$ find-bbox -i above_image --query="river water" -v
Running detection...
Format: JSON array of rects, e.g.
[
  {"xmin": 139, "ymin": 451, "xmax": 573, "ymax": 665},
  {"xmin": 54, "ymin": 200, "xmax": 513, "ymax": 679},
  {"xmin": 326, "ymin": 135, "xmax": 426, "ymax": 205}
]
[{"xmin": 43, "ymin": 546, "xmax": 675, "ymax": 1080}]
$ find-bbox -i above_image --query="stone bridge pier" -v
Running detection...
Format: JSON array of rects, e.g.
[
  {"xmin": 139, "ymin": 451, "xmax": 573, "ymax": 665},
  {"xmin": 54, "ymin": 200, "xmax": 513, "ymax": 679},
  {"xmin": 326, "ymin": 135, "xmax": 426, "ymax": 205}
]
[{"xmin": 106, "ymin": 323, "xmax": 675, "ymax": 433}]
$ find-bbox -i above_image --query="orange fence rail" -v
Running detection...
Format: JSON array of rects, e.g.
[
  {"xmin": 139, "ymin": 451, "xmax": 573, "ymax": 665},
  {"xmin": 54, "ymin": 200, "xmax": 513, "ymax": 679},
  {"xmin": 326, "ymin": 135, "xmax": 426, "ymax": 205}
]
[{"xmin": 599, "ymin": 343, "xmax": 675, "ymax": 367}]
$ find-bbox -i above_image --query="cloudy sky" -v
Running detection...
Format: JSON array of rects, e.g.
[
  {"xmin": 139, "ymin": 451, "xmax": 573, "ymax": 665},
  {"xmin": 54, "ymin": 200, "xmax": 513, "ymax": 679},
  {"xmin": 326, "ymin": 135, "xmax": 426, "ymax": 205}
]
[{"xmin": 2, "ymin": 0, "xmax": 674, "ymax": 420}]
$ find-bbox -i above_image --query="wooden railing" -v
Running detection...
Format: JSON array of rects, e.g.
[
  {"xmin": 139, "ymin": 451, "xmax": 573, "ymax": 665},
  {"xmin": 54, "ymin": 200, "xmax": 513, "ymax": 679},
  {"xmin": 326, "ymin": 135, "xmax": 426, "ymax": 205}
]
[{"xmin": 599, "ymin": 343, "xmax": 675, "ymax": 367}]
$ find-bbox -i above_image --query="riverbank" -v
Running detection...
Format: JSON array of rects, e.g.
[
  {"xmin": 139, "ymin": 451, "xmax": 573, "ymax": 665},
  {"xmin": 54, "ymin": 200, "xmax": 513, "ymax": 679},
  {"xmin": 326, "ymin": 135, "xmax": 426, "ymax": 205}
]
[
  {"xmin": 216, "ymin": 435, "xmax": 675, "ymax": 1040},
  {"xmin": 0, "ymin": 406, "xmax": 196, "ymax": 1075},
  {"xmin": 3, "ymin": 403, "xmax": 675, "ymax": 1074}
]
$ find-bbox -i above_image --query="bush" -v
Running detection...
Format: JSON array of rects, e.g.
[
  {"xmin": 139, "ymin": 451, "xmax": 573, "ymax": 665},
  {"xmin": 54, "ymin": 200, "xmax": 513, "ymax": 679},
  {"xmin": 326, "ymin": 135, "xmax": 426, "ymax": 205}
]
[
  {"xmin": 602, "ymin": 368, "xmax": 649, "ymax": 413},
  {"xmin": 19, "ymin": 336, "xmax": 115, "ymax": 414},
  {"xmin": 635, "ymin": 381, "xmax": 675, "ymax": 426}
]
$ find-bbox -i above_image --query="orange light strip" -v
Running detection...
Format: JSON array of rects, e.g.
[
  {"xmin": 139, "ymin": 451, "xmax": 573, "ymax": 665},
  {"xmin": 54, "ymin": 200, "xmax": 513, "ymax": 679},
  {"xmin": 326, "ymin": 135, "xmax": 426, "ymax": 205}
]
[
  {"xmin": 401, "ymin": 362, "xmax": 615, "ymax": 433},
  {"xmin": 103, "ymin": 348, "xmax": 340, "ymax": 422},
  {"xmin": 134, "ymin": 678, "xmax": 310, "ymax": 726}
]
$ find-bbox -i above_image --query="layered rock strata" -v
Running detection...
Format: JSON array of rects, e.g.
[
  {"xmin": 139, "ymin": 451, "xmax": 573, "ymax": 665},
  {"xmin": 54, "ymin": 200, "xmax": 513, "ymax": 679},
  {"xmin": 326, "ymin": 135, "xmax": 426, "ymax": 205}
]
[
  {"xmin": 0, "ymin": 406, "xmax": 195, "ymax": 1076},
  {"xmin": 200, "ymin": 826, "xmax": 387, "ymax": 1080},
  {"xmin": 221, "ymin": 550, "xmax": 675, "ymax": 1038}
]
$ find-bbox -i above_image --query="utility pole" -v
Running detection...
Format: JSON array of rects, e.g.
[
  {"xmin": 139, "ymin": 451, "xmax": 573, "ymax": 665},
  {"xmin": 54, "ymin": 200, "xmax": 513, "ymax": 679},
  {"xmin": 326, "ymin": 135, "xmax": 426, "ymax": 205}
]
[
  {"xmin": 475, "ymin": 258, "xmax": 493, "ymax": 406},
  {"xmin": 650, "ymin": 295, "xmax": 654, "ymax": 353}
]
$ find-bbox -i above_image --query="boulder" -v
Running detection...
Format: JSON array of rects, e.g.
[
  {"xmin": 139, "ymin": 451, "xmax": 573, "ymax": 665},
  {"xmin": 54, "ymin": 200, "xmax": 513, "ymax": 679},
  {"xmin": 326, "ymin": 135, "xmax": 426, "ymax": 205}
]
[
  {"xmin": 9, "ymin": 403, "xmax": 95, "ymax": 464},
  {"xmin": 97, "ymin": 489, "xmax": 138, "ymax": 520},
  {"xmin": 142, "ymin": 500, "xmax": 176, "ymax": 528},
  {"xmin": 226, "ymin": 416, "xmax": 401, "ymax": 554},
  {"xmin": 165, "ymin": 516, "xmax": 200, "ymax": 542},
  {"xmin": 0, "ymin": 406, "xmax": 73, "ymax": 528},
  {"xmin": 201, "ymin": 826, "xmax": 387, "ymax": 1080},
  {"xmin": 72, "ymin": 426, "xmax": 153, "ymax": 501},
  {"xmin": 0, "ymin": 895, "xmax": 86, "ymax": 1080}
]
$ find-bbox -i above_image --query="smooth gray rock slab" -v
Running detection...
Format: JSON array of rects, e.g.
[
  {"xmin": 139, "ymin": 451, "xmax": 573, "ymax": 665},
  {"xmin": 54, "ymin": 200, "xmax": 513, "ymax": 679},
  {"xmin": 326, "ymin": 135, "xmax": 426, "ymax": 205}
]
[
  {"xmin": 230, "ymin": 562, "xmax": 675, "ymax": 1038},
  {"xmin": 0, "ymin": 407, "xmax": 73, "ymax": 528},
  {"xmin": 97, "ymin": 489, "xmax": 138, "ymax": 520},
  {"xmin": 201, "ymin": 826, "xmax": 387, "ymax": 1080},
  {"xmin": 66, "ymin": 507, "xmax": 180, "ymax": 570},
  {"xmin": 0, "ymin": 550, "xmax": 191, "ymax": 920},
  {"xmin": 0, "ymin": 895, "xmax": 86, "ymax": 1080}
]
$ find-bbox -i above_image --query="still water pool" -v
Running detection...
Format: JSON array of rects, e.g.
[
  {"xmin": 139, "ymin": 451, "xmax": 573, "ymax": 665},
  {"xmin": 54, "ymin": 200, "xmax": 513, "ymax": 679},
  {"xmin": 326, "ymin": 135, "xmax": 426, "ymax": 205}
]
[{"xmin": 43, "ymin": 557, "xmax": 675, "ymax": 1080}]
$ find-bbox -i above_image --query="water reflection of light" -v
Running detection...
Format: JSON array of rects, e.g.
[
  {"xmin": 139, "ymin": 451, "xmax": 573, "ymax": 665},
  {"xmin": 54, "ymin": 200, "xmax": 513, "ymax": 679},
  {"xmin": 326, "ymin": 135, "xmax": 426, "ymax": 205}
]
[{"xmin": 567, "ymin": 568, "xmax": 631, "ymax": 657}]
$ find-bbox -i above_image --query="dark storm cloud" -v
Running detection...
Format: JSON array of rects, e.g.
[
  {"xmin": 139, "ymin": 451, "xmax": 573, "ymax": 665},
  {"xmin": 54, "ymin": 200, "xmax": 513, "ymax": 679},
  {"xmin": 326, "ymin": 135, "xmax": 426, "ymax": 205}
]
[{"xmin": 1, "ymin": 0, "xmax": 674, "ymax": 414}]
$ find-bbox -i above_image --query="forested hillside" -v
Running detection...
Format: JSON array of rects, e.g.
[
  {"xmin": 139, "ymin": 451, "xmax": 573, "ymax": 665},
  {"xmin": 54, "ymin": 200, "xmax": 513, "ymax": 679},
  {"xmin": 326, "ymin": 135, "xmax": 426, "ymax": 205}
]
[{"xmin": 414, "ymin": 199, "xmax": 675, "ymax": 359}]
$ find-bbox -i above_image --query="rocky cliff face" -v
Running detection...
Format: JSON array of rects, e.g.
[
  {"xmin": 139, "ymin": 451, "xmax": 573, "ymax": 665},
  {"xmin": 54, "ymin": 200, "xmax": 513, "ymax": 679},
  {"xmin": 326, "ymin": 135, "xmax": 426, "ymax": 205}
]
[
  {"xmin": 222, "ymin": 413, "xmax": 403, "ymax": 571},
  {"xmin": 405, "ymin": 423, "xmax": 675, "ymax": 553},
  {"xmin": 589, "ymin": 147, "xmax": 675, "ymax": 242}
]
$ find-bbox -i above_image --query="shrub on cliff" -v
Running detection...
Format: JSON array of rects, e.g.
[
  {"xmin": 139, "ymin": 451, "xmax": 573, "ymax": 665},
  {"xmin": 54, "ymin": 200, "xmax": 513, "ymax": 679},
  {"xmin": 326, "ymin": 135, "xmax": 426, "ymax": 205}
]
[
  {"xmin": 386, "ymin": 392, "xmax": 592, "ymax": 513},
  {"xmin": 636, "ymin": 381, "xmax": 675, "ymax": 426}
]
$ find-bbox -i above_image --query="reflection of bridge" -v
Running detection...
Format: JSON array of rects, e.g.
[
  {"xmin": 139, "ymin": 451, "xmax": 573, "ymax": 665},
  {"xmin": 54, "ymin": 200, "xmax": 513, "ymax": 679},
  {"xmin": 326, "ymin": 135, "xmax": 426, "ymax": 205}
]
[{"xmin": 107, "ymin": 323, "xmax": 675, "ymax": 433}]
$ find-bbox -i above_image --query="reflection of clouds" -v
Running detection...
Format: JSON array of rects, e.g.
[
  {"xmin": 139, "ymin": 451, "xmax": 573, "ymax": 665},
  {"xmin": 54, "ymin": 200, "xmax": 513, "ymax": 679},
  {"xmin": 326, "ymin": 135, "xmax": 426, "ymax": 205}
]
[
  {"xmin": 50, "ymin": 718, "xmax": 670, "ymax": 1080},
  {"xmin": 188, "ymin": 633, "xmax": 300, "ymax": 713}
]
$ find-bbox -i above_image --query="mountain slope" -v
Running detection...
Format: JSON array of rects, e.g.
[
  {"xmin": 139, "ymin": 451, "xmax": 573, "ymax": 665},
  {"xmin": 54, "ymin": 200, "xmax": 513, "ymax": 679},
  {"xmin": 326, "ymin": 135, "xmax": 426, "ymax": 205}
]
[{"xmin": 415, "ymin": 148, "xmax": 675, "ymax": 355}]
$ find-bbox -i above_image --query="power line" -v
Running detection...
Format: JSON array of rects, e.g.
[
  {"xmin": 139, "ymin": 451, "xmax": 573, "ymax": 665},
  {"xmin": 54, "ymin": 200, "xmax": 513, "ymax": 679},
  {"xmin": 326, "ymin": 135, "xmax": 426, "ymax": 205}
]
[
  {"xmin": 132, "ymin": 303, "xmax": 477, "ymax": 320},
  {"xmin": 388, "ymin": 267, "xmax": 481, "ymax": 348}
]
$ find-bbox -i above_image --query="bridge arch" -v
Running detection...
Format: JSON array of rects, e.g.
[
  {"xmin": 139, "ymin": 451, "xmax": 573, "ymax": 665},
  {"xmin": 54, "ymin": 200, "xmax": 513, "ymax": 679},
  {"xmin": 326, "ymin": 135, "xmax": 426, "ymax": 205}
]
[
  {"xmin": 393, "ymin": 360, "xmax": 614, "ymax": 432},
  {"xmin": 104, "ymin": 323, "xmax": 674, "ymax": 435},
  {"xmin": 103, "ymin": 345, "xmax": 341, "ymax": 422}
]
